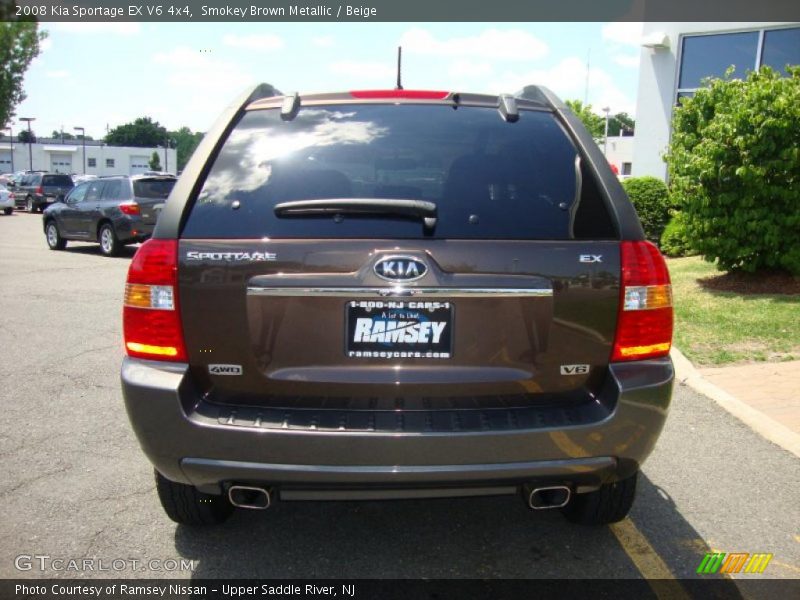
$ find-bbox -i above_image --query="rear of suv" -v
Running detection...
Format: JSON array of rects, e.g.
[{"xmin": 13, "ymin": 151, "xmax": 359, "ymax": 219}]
[
  {"xmin": 121, "ymin": 85, "xmax": 674, "ymax": 526},
  {"xmin": 17, "ymin": 172, "xmax": 73, "ymax": 212},
  {"xmin": 43, "ymin": 174, "xmax": 176, "ymax": 256}
]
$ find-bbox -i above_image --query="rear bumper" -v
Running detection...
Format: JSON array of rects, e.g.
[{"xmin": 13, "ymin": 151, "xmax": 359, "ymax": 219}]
[
  {"xmin": 121, "ymin": 357, "xmax": 673, "ymax": 495},
  {"xmin": 113, "ymin": 216, "xmax": 153, "ymax": 243}
]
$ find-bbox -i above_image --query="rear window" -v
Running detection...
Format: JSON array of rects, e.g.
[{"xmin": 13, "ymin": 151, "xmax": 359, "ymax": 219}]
[
  {"xmin": 42, "ymin": 175, "xmax": 73, "ymax": 186},
  {"xmin": 182, "ymin": 104, "xmax": 604, "ymax": 240},
  {"xmin": 134, "ymin": 178, "xmax": 176, "ymax": 199}
]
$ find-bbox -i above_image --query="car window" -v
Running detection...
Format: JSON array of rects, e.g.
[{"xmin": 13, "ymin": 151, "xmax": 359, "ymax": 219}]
[
  {"xmin": 101, "ymin": 179, "xmax": 126, "ymax": 200},
  {"xmin": 183, "ymin": 105, "xmax": 586, "ymax": 240},
  {"xmin": 85, "ymin": 181, "xmax": 105, "ymax": 202},
  {"xmin": 133, "ymin": 178, "xmax": 176, "ymax": 199},
  {"xmin": 67, "ymin": 182, "xmax": 89, "ymax": 203},
  {"xmin": 42, "ymin": 174, "xmax": 74, "ymax": 187}
]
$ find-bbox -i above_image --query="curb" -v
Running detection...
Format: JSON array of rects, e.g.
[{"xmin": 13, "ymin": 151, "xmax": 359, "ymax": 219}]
[{"xmin": 670, "ymin": 347, "xmax": 800, "ymax": 459}]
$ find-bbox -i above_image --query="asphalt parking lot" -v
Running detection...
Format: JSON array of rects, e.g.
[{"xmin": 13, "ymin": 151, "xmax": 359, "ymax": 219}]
[{"xmin": 0, "ymin": 210, "xmax": 798, "ymax": 587}]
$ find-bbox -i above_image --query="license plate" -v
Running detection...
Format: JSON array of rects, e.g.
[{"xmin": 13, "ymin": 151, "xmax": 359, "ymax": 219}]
[{"xmin": 346, "ymin": 300, "xmax": 453, "ymax": 359}]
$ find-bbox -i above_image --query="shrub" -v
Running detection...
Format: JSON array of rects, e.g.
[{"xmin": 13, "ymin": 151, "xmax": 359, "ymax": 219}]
[
  {"xmin": 660, "ymin": 212, "xmax": 696, "ymax": 258},
  {"xmin": 622, "ymin": 176, "xmax": 671, "ymax": 242},
  {"xmin": 665, "ymin": 66, "xmax": 800, "ymax": 274}
]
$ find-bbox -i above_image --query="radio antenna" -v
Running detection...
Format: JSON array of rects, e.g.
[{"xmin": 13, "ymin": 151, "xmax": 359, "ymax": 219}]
[{"xmin": 396, "ymin": 46, "xmax": 403, "ymax": 90}]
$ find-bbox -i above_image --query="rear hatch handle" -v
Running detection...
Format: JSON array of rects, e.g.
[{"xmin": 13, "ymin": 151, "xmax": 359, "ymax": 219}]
[{"xmin": 274, "ymin": 198, "xmax": 438, "ymax": 230}]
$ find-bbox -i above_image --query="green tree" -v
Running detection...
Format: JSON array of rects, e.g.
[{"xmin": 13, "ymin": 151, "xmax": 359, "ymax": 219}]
[
  {"xmin": 148, "ymin": 150, "xmax": 162, "ymax": 171},
  {"xmin": 169, "ymin": 126, "xmax": 204, "ymax": 171},
  {"xmin": 106, "ymin": 117, "xmax": 168, "ymax": 147},
  {"xmin": 565, "ymin": 99, "xmax": 605, "ymax": 138},
  {"xmin": 622, "ymin": 176, "xmax": 670, "ymax": 242},
  {"xmin": 51, "ymin": 130, "xmax": 75, "ymax": 140},
  {"xmin": 666, "ymin": 66, "xmax": 800, "ymax": 274},
  {"xmin": 0, "ymin": 22, "xmax": 47, "ymax": 128},
  {"xmin": 18, "ymin": 129, "xmax": 35, "ymax": 143},
  {"xmin": 608, "ymin": 112, "xmax": 635, "ymax": 136}
]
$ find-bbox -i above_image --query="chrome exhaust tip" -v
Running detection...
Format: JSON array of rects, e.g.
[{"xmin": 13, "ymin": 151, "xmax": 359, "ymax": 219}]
[
  {"xmin": 228, "ymin": 485, "xmax": 272, "ymax": 510},
  {"xmin": 526, "ymin": 485, "xmax": 571, "ymax": 510}
]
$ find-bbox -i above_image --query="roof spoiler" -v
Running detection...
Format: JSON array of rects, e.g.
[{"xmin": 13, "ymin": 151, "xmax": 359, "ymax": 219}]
[{"xmin": 246, "ymin": 83, "xmax": 282, "ymax": 104}]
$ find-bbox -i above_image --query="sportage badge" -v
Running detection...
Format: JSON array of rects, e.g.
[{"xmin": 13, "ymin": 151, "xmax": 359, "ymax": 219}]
[{"xmin": 373, "ymin": 256, "xmax": 428, "ymax": 282}]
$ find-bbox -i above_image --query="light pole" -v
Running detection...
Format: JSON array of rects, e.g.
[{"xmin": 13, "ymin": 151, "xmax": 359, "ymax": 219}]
[
  {"xmin": 19, "ymin": 117, "xmax": 35, "ymax": 171},
  {"xmin": 602, "ymin": 107, "xmax": 610, "ymax": 156},
  {"xmin": 2, "ymin": 126, "xmax": 12, "ymax": 173},
  {"xmin": 74, "ymin": 127, "xmax": 86, "ymax": 174},
  {"xmin": 164, "ymin": 137, "xmax": 172, "ymax": 173}
]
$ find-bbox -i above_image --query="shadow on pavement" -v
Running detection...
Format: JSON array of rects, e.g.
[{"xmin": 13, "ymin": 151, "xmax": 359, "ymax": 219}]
[
  {"xmin": 172, "ymin": 473, "xmax": 740, "ymax": 591},
  {"xmin": 61, "ymin": 244, "xmax": 138, "ymax": 259}
]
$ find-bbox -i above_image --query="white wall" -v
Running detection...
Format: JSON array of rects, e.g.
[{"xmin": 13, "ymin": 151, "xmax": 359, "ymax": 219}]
[
  {"xmin": 0, "ymin": 141, "xmax": 177, "ymax": 176},
  {"xmin": 600, "ymin": 135, "xmax": 634, "ymax": 177},
  {"xmin": 633, "ymin": 22, "xmax": 799, "ymax": 180}
]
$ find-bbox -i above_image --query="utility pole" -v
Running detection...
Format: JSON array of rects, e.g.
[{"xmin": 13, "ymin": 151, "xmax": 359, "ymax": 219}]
[
  {"xmin": 19, "ymin": 117, "xmax": 35, "ymax": 171},
  {"xmin": 584, "ymin": 48, "xmax": 591, "ymax": 105},
  {"xmin": 602, "ymin": 107, "xmax": 611, "ymax": 156},
  {"xmin": 74, "ymin": 127, "xmax": 86, "ymax": 174},
  {"xmin": 2, "ymin": 126, "xmax": 13, "ymax": 173}
]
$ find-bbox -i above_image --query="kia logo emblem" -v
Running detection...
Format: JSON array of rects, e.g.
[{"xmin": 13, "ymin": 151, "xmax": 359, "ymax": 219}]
[{"xmin": 374, "ymin": 256, "xmax": 428, "ymax": 282}]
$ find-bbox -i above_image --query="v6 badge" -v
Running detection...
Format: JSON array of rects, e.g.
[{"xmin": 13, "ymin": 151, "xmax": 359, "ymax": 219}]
[{"xmin": 560, "ymin": 364, "xmax": 590, "ymax": 375}]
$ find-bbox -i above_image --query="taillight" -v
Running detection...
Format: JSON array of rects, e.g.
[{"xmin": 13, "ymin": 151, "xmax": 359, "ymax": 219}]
[
  {"xmin": 611, "ymin": 241, "xmax": 673, "ymax": 362},
  {"xmin": 36, "ymin": 186, "xmax": 43, "ymax": 194},
  {"xmin": 119, "ymin": 201, "xmax": 140, "ymax": 215},
  {"xmin": 349, "ymin": 89, "xmax": 450, "ymax": 100},
  {"xmin": 123, "ymin": 239, "xmax": 186, "ymax": 361}
]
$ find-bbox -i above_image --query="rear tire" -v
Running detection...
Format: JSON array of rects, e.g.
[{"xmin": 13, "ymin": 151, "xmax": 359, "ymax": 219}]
[
  {"xmin": 98, "ymin": 223, "xmax": 120, "ymax": 256},
  {"xmin": 26, "ymin": 197, "xmax": 35, "ymax": 213},
  {"xmin": 3, "ymin": 208, "xmax": 11, "ymax": 215},
  {"xmin": 154, "ymin": 470, "xmax": 234, "ymax": 526},
  {"xmin": 45, "ymin": 221, "xmax": 67, "ymax": 250},
  {"xmin": 561, "ymin": 471, "xmax": 637, "ymax": 525}
]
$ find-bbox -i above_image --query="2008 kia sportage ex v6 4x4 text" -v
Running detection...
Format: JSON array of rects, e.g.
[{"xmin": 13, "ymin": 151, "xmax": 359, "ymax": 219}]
[{"xmin": 121, "ymin": 84, "xmax": 674, "ymax": 526}]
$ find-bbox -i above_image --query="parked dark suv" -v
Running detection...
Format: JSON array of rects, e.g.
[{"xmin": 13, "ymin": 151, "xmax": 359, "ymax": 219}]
[
  {"xmin": 16, "ymin": 172, "xmax": 73, "ymax": 212},
  {"xmin": 42, "ymin": 174, "xmax": 176, "ymax": 256},
  {"xmin": 121, "ymin": 85, "xmax": 674, "ymax": 526}
]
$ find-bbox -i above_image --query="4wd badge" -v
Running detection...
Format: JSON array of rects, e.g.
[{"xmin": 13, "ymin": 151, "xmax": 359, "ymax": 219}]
[{"xmin": 208, "ymin": 364, "xmax": 243, "ymax": 376}]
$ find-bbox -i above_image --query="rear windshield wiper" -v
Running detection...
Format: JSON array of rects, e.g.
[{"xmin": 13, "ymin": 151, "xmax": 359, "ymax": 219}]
[{"xmin": 274, "ymin": 198, "xmax": 438, "ymax": 229}]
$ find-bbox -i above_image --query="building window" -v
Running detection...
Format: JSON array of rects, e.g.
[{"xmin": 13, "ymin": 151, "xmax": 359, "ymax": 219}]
[
  {"xmin": 678, "ymin": 31, "xmax": 759, "ymax": 90},
  {"xmin": 87, "ymin": 158, "xmax": 96, "ymax": 168},
  {"xmin": 621, "ymin": 162, "xmax": 632, "ymax": 176},
  {"xmin": 106, "ymin": 158, "xmax": 115, "ymax": 168},
  {"xmin": 761, "ymin": 27, "xmax": 800, "ymax": 73},
  {"xmin": 676, "ymin": 27, "xmax": 800, "ymax": 103}
]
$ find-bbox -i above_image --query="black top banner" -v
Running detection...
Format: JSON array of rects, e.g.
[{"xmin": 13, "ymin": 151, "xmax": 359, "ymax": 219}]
[{"xmin": 4, "ymin": 0, "xmax": 800, "ymax": 22}]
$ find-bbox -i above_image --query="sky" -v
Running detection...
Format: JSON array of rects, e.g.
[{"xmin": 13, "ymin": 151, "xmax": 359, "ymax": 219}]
[{"xmin": 13, "ymin": 22, "xmax": 644, "ymax": 140}]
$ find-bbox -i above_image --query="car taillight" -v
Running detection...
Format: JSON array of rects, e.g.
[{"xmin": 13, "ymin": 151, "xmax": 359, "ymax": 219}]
[
  {"xmin": 119, "ymin": 201, "xmax": 140, "ymax": 215},
  {"xmin": 611, "ymin": 240, "xmax": 673, "ymax": 362},
  {"xmin": 123, "ymin": 239, "xmax": 186, "ymax": 361},
  {"xmin": 349, "ymin": 89, "xmax": 450, "ymax": 99},
  {"xmin": 36, "ymin": 186, "xmax": 43, "ymax": 194}
]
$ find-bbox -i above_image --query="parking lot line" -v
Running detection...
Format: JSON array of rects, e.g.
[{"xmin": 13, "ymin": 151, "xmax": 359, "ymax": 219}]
[{"xmin": 610, "ymin": 519, "xmax": 690, "ymax": 599}]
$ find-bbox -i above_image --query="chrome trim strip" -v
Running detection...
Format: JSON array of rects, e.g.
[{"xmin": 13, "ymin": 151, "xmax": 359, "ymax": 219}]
[{"xmin": 247, "ymin": 286, "xmax": 552, "ymax": 298}]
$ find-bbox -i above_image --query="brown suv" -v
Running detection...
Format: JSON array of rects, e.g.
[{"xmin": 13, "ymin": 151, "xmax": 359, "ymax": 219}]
[{"xmin": 121, "ymin": 85, "xmax": 674, "ymax": 526}]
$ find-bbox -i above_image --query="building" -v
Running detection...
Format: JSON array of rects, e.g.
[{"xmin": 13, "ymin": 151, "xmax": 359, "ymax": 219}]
[
  {"xmin": 601, "ymin": 134, "xmax": 634, "ymax": 179},
  {"xmin": 633, "ymin": 22, "xmax": 800, "ymax": 179},
  {"xmin": 0, "ymin": 137, "xmax": 177, "ymax": 176}
]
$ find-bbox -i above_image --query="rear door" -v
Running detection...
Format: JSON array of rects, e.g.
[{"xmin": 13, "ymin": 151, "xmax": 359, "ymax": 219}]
[
  {"xmin": 58, "ymin": 182, "xmax": 90, "ymax": 236},
  {"xmin": 73, "ymin": 180, "xmax": 105, "ymax": 238},
  {"xmin": 42, "ymin": 174, "xmax": 74, "ymax": 204},
  {"xmin": 132, "ymin": 177, "xmax": 176, "ymax": 229},
  {"xmin": 177, "ymin": 102, "xmax": 620, "ymax": 409}
]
